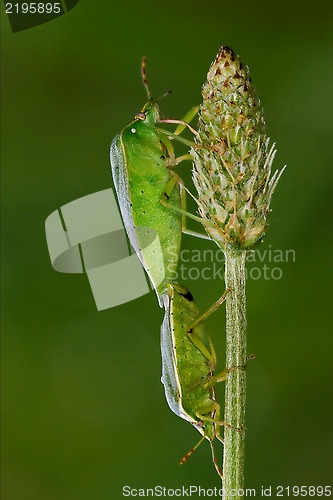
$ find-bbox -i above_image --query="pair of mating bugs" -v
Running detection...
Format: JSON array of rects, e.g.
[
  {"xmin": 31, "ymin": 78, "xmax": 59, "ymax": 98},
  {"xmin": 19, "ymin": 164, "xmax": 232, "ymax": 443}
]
[{"xmin": 110, "ymin": 60, "xmax": 235, "ymax": 478}]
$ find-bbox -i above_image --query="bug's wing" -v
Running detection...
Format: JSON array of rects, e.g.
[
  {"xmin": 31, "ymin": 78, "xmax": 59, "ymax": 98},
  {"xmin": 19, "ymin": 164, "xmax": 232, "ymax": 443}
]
[
  {"xmin": 110, "ymin": 134, "xmax": 135, "ymax": 239},
  {"xmin": 110, "ymin": 134, "xmax": 165, "ymax": 306},
  {"xmin": 160, "ymin": 291, "xmax": 183, "ymax": 417}
]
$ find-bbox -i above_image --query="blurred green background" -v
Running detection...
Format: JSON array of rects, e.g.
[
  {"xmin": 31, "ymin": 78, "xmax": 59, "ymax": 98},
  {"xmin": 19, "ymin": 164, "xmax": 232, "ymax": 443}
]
[{"xmin": 1, "ymin": 1, "xmax": 333, "ymax": 498}]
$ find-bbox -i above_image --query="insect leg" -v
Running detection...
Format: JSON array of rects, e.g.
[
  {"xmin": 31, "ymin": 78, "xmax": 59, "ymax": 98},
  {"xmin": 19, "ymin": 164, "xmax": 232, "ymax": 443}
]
[
  {"xmin": 179, "ymin": 180, "xmax": 213, "ymax": 240},
  {"xmin": 180, "ymin": 423, "xmax": 223, "ymax": 479},
  {"xmin": 159, "ymin": 118, "xmax": 198, "ymax": 137},
  {"xmin": 203, "ymin": 367, "xmax": 229, "ymax": 388},
  {"xmin": 187, "ymin": 331, "xmax": 216, "ymax": 366},
  {"xmin": 196, "ymin": 403, "xmax": 240, "ymax": 434},
  {"xmin": 156, "ymin": 127, "xmax": 202, "ymax": 149},
  {"xmin": 158, "ymin": 132, "xmax": 195, "ymax": 168},
  {"xmin": 185, "ymin": 325, "xmax": 216, "ymax": 366},
  {"xmin": 159, "ymin": 105, "xmax": 199, "ymax": 137},
  {"xmin": 157, "ymin": 104, "xmax": 200, "ymax": 147},
  {"xmin": 187, "ymin": 289, "xmax": 230, "ymax": 332},
  {"xmin": 172, "ymin": 153, "xmax": 194, "ymax": 165},
  {"xmin": 185, "ymin": 290, "xmax": 230, "ymax": 365},
  {"xmin": 209, "ymin": 441, "xmax": 223, "ymax": 479},
  {"xmin": 158, "ymin": 132, "xmax": 177, "ymax": 166},
  {"xmin": 173, "ymin": 106, "xmax": 200, "ymax": 136},
  {"xmin": 160, "ymin": 173, "xmax": 216, "ymax": 238},
  {"xmin": 204, "ymin": 355, "xmax": 256, "ymax": 389}
]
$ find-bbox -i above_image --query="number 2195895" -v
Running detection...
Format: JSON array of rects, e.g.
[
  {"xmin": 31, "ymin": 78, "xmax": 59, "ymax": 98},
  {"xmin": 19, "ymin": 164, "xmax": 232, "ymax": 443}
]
[
  {"xmin": 5, "ymin": 3, "xmax": 61, "ymax": 14},
  {"xmin": 276, "ymin": 485, "xmax": 331, "ymax": 496}
]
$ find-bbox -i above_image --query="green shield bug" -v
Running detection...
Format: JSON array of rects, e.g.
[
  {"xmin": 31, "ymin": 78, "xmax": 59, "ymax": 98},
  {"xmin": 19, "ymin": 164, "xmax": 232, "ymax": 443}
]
[
  {"xmin": 161, "ymin": 284, "xmax": 233, "ymax": 478},
  {"xmin": 110, "ymin": 59, "xmax": 208, "ymax": 305}
]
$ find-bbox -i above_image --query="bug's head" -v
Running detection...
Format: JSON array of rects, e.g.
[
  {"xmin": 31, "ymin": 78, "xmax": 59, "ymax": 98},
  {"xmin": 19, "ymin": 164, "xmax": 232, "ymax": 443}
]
[
  {"xmin": 194, "ymin": 420, "xmax": 215, "ymax": 441},
  {"xmin": 135, "ymin": 99, "xmax": 161, "ymax": 126}
]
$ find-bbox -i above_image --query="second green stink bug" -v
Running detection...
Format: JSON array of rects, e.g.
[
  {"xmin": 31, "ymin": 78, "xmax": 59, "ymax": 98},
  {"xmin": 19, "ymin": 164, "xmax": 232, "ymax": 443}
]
[{"xmin": 161, "ymin": 284, "xmax": 232, "ymax": 478}]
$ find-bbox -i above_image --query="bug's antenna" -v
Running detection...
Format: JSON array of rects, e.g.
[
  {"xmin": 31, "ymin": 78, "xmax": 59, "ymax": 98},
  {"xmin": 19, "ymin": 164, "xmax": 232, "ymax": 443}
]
[
  {"xmin": 156, "ymin": 90, "xmax": 172, "ymax": 102},
  {"xmin": 141, "ymin": 57, "xmax": 151, "ymax": 100},
  {"xmin": 179, "ymin": 436, "xmax": 205, "ymax": 465}
]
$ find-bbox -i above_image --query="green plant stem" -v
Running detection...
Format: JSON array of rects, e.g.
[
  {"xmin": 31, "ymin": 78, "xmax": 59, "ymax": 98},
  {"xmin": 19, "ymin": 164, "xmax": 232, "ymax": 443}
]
[{"xmin": 222, "ymin": 250, "xmax": 247, "ymax": 500}]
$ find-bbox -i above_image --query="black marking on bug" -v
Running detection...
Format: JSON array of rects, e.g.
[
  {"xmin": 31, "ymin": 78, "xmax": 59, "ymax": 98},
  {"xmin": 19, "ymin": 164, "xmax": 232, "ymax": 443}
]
[{"xmin": 180, "ymin": 290, "xmax": 194, "ymax": 302}]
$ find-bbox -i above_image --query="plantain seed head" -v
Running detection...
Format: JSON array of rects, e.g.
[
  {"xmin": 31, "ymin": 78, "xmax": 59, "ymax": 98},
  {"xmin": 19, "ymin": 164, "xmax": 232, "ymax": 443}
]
[{"xmin": 192, "ymin": 46, "xmax": 285, "ymax": 252}]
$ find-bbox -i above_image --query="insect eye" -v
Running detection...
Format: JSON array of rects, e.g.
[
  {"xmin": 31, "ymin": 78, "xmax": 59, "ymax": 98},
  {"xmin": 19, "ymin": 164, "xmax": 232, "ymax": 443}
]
[{"xmin": 135, "ymin": 111, "xmax": 146, "ymax": 121}]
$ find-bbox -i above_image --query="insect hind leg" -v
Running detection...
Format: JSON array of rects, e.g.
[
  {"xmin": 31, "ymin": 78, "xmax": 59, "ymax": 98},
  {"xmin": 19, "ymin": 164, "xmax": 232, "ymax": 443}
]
[{"xmin": 209, "ymin": 440, "xmax": 223, "ymax": 479}]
